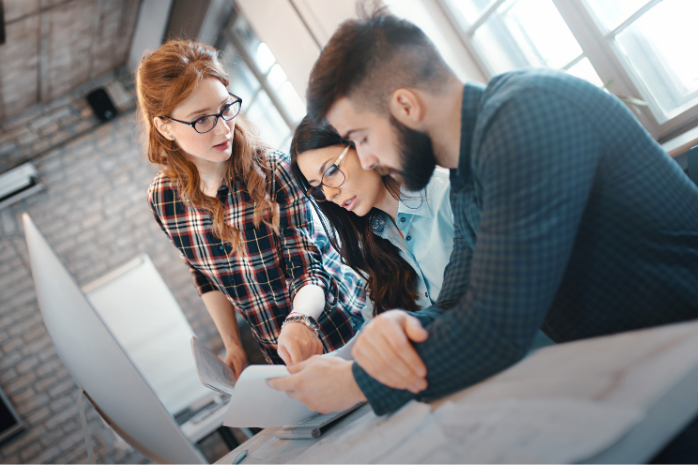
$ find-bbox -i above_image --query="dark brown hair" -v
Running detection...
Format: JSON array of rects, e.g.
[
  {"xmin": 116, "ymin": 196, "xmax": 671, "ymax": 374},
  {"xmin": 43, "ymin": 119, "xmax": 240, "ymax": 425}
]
[
  {"xmin": 136, "ymin": 40, "xmax": 279, "ymax": 251},
  {"xmin": 307, "ymin": 7, "xmax": 452, "ymax": 125},
  {"xmin": 290, "ymin": 117, "xmax": 420, "ymax": 315}
]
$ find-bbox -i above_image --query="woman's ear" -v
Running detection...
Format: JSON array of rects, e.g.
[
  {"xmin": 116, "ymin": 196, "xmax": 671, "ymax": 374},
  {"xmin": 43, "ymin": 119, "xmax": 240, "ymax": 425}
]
[
  {"xmin": 388, "ymin": 88, "xmax": 425, "ymax": 129},
  {"xmin": 153, "ymin": 116, "xmax": 174, "ymax": 141}
]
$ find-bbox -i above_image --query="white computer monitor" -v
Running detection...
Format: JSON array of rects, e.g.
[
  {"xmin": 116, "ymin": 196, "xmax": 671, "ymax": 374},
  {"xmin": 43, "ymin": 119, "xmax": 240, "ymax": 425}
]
[{"xmin": 22, "ymin": 213, "xmax": 206, "ymax": 464}]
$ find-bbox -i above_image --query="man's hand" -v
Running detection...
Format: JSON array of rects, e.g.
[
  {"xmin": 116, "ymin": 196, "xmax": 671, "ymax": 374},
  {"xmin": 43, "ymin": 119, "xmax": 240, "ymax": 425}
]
[
  {"xmin": 277, "ymin": 322, "xmax": 323, "ymax": 366},
  {"xmin": 219, "ymin": 342, "xmax": 248, "ymax": 381},
  {"xmin": 352, "ymin": 310, "xmax": 429, "ymax": 393},
  {"xmin": 266, "ymin": 356, "xmax": 367, "ymax": 413}
]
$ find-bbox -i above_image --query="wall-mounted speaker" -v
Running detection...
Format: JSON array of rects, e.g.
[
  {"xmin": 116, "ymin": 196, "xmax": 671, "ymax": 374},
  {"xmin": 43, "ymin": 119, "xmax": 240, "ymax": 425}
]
[
  {"xmin": 86, "ymin": 88, "xmax": 118, "ymax": 122},
  {"xmin": 0, "ymin": 0, "xmax": 6, "ymax": 46}
]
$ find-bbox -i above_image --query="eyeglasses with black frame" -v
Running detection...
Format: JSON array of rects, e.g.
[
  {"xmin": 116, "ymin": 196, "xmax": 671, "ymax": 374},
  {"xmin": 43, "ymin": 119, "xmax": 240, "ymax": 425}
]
[
  {"xmin": 159, "ymin": 93, "xmax": 242, "ymax": 134},
  {"xmin": 305, "ymin": 145, "xmax": 350, "ymax": 202}
]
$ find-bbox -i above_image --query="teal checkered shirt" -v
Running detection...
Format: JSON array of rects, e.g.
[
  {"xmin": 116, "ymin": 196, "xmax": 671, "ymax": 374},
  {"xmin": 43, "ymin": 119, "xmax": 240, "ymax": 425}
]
[{"xmin": 353, "ymin": 68, "xmax": 698, "ymax": 415}]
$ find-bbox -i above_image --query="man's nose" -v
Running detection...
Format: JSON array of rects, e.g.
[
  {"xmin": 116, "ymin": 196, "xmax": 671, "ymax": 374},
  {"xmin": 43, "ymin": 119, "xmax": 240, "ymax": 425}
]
[{"xmin": 355, "ymin": 147, "xmax": 379, "ymax": 171}]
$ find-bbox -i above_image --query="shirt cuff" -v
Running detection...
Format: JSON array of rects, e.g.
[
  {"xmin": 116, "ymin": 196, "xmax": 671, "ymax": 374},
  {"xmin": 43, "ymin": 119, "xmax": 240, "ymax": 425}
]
[
  {"xmin": 192, "ymin": 271, "xmax": 216, "ymax": 295},
  {"xmin": 352, "ymin": 362, "xmax": 415, "ymax": 416}
]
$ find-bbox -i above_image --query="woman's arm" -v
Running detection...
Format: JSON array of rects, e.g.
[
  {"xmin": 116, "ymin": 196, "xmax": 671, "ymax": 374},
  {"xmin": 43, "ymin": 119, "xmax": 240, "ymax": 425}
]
[
  {"xmin": 201, "ymin": 290, "xmax": 248, "ymax": 380},
  {"xmin": 269, "ymin": 152, "xmax": 333, "ymax": 365},
  {"xmin": 277, "ymin": 284, "xmax": 325, "ymax": 365}
]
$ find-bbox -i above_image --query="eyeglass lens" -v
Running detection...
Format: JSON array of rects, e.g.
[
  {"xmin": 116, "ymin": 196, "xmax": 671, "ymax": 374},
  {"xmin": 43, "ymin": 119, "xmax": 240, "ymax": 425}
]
[
  {"xmin": 307, "ymin": 165, "xmax": 347, "ymax": 202},
  {"xmin": 193, "ymin": 100, "xmax": 241, "ymax": 133},
  {"xmin": 321, "ymin": 165, "xmax": 345, "ymax": 188}
]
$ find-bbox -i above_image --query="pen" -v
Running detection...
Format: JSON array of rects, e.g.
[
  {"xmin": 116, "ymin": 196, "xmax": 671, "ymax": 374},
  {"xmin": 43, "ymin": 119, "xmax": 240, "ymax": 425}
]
[{"xmin": 232, "ymin": 449, "xmax": 248, "ymax": 464}]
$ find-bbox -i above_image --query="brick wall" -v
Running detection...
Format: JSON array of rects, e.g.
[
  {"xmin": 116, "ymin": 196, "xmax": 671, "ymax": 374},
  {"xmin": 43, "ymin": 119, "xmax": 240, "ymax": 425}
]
[
  {"xmin": 0, "ymin": 71, "xmax": 135, "ymax": 174},
  {"xmin": 0, "ymin": 72, "xmax": 253, "ymax": 463}
]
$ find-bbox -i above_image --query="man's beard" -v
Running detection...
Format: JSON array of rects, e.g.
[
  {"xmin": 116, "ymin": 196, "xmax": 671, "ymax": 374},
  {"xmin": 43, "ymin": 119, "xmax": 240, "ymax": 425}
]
[{"xmin": 390, "ymin": 116, "xmax": 437, "ymax": 192}]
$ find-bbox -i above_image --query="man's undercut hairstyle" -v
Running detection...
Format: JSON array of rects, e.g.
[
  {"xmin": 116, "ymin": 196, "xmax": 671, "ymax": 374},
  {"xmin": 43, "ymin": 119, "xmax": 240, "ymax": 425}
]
[{"xmin": 307, "ymin": 6, "xmax": 453, "ymax": 126}]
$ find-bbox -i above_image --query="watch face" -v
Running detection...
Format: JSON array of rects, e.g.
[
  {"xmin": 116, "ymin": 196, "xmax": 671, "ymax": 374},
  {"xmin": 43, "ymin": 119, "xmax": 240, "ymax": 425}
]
[{"xmin": 306, "ymin": 316, "xmax": 319, "ymax": 329}]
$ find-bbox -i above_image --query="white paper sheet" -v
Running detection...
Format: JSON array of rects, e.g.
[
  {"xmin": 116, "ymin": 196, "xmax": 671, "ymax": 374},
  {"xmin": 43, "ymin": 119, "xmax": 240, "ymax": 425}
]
[
  {"xmin": 190, "ymin": 336, "xmax": 236, "ymax": 395},
  {"xmin": 224, "ymin": 365, "xmax": 316, "ymax": 428},
  {"xmin": 382, "ymin": 398, "xmax": 644, "ymax": 464},
  {"xmin": 290, "ymin": 400, "xmax": 432, "ymax": 464}
]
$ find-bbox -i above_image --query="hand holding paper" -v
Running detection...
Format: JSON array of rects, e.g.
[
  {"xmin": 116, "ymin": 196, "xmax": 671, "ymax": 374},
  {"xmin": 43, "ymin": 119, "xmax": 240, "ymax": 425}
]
[
  {"xmin": 219, "ymin": 342, "xmax": 247, "ymax": 381},
  {"xmin": 266, "ymin": 355, "xmax": 367, "ymax": 414}
]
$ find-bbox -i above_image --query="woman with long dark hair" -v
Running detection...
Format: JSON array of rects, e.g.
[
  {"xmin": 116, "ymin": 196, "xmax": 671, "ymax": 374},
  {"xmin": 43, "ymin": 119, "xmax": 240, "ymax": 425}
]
[
  {"xmin": 136, "ymin": 41, "xmax": 365, "ymax": 375},
  {"xmin": 290, "ymin": 117, "xmax": 454, "ymax": 319}
]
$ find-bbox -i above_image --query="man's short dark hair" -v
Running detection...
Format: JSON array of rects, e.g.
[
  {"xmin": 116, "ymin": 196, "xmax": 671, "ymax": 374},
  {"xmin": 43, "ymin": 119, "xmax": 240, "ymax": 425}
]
[{"xmin": 306, "ymin": 6, "xmax": 453, "ymax": 126}]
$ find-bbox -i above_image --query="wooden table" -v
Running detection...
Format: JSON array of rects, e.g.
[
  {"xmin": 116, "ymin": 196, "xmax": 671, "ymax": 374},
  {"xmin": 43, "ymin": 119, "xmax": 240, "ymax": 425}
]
[{"xmin": 216, "ymin": 320, "xmax": 698, "ymax": 464}]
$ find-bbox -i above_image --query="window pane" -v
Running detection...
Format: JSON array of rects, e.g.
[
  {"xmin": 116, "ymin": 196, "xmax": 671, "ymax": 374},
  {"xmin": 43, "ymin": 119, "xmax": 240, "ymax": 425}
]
[
  {"xmin": 222, "ymin": 44, "xmax": 259, "ymax": 106},
  {"xmin": 566, "ymin": 57, "xmax": 604, "ymax": 87},
  {"xmin": 444, "ymin": 0, "xmax": 495, "ymax": 27},
  {"xmin": 267, "ymin": 64, "xmax": 288, "ymax": 93},
  {"xmin": 615, "ymin": 0, "xmax": 698, "ymax": 119},
  {"xmin": 232, "ymin": 15, "xmax": 262, "ymax": 63},
  {"xmin": 255, "ymin": 43, "xmax": 276, "ymax": 75},
  {"xmin": 279, "ymin": 81, "xmax": 306, "ymax": 124},
  {"xmin": 583, "ymin": 0, "xmax": 651, "ymax": 31},
  {"xmin": 244, "ymin": 91, "xmax": 290, "ymax": 150},
  {"xmin": 472, "ymin": 0, "xmax": 583, "ymax": 75}
]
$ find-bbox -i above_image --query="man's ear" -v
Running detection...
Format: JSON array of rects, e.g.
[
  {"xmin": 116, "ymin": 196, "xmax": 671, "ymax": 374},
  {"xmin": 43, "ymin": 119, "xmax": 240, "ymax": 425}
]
[
  {"xmin": 388, "ymin": 88, "xmax": 425, "ymax": 129},
  {"xmin": 153, "ymin": 116, "xmax": 174, "ymax": 141}
]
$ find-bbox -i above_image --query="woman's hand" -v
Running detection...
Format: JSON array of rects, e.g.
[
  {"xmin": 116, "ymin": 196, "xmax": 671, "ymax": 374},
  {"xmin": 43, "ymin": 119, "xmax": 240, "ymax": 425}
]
[
  {"xmin": 277, "ymin": 322, "xmax": 323, "ymax": 366},
  {"xmin": 219, "ymin": 342, "xmax": 248, "ymax": 381}
]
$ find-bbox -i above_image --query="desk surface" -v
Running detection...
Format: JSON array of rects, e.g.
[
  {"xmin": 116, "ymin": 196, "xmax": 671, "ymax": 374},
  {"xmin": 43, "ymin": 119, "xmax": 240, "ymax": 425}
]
[{"xmin": 216, "ymin": 320, "xmax": 698, "ymax": 464}]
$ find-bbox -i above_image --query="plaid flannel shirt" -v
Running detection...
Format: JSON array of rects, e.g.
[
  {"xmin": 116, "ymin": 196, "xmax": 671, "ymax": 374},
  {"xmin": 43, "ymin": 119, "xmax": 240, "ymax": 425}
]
[
  {"xmin": 148, "ymin": 149, "xmax": 365, "ymax": 364},
  {"xmin": 353, "ymin": 69, "xmax": 698, "ymax": 415}
]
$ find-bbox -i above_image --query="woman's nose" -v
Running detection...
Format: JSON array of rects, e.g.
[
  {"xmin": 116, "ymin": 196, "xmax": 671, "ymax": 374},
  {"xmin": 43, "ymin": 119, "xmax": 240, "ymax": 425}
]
[
  {"xmin": 214, "ymin": 117, "xmax": 231, "ymax": 135},
  {"xmin": 323, "ymin": 185, "xmax": 341, "ymax": 202}
]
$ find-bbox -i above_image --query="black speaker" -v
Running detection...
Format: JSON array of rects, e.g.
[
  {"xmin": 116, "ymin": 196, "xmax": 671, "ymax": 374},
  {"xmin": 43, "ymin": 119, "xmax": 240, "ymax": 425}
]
[{"xmin": 86, "ymin": 88, "xmax": 118, "ymax": 122}]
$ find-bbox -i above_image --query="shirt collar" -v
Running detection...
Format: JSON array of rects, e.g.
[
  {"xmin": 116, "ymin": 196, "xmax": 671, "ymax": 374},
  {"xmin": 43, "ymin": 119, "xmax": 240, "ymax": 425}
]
[
  {"xmin": 397, "ymin": 184, "xmax": 433, "ymax": 219},
  {"xmin": 458, "ymin": 82, "xmax": 486, "ymax": 180}
]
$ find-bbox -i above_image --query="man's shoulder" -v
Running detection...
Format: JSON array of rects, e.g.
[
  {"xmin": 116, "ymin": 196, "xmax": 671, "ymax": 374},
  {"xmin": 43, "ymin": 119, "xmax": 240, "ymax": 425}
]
[{"xmin": 483, "ymin": 68, "xmax": 602, "ymax": 109}]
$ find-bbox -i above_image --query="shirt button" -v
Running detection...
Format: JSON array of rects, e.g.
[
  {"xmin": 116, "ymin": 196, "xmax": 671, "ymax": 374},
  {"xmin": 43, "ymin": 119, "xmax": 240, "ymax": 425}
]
[
  {"xmin": 405, "ymin": 236, "xmax": 411, "ymax": 241},
  {"xmin": 425, "ymin": 292, "xmax": 429, "ymax": 298},
  {"xmin": 400, "ymin": 217, "xmax": 406, "ymax": 223},
  {"xmin": 219, "ymin": 245, "xmax": 224, "ymax": 251}
]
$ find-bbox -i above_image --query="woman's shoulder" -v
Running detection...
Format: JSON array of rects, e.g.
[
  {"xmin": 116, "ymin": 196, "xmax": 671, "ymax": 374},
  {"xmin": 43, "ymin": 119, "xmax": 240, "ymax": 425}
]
[
  {"xmin": 259, "ymin": 147, "xmax": 291, "ymax": 173},
  {"xmin": 257, "ymin": 147, "xmax": 298, "ymax": 196},
  {"xmin": 147, "ymin": 171, "xmax": 180, "ymax": 207},
  {"xmin": 421, "ymin": 167, "xmax": 451, "ymax": 202}
]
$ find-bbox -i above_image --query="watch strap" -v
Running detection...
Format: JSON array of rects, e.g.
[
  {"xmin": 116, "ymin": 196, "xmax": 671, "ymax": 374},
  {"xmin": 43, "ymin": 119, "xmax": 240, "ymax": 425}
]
[{"xmin": 282, "ymin": 314, "xmax": 319, "ymax": 334}]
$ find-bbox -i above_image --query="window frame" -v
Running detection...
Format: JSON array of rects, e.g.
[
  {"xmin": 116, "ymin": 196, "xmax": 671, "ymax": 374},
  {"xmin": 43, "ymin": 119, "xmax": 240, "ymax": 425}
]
[{"xmin": 437, "ymin": 0, "xmax": 698, "ymax": 141}]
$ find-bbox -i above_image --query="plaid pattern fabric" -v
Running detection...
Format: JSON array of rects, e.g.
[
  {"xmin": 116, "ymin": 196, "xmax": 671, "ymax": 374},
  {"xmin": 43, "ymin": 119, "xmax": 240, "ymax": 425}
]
[
  {"xmin": 148, "ymin": 149, "xmax": 365, "ymax": 364},
  {"xmin": 354, "ymin": 68, "xmax": 698, "ymax": 415}
]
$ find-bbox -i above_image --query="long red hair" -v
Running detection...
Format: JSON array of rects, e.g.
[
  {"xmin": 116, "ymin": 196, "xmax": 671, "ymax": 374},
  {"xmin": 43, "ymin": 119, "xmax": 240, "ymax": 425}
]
[{"xmin": 136, "ymin": 40, "xmax": 279, "ymax": 251}]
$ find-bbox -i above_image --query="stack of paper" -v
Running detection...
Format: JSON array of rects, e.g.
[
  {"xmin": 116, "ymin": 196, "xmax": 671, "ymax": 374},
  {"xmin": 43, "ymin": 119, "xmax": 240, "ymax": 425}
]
[
  {"xmin": 190, "ymin": 337, "xmax": 315, "ymax": 427},
  {"xmin": 190, "ymin": 337, "xmax": 236, "ymax": 396}
]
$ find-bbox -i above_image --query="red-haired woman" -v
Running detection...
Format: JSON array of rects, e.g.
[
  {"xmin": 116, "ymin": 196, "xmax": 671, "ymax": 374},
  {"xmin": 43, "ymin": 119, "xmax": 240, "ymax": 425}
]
[{"xmin": 136, "ymin": 40, "xmax": 365, "ymax": 377}]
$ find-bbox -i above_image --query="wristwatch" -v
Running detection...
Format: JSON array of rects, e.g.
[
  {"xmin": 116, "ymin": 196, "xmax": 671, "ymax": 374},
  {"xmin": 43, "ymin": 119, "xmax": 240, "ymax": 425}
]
[{"xmin": 282, "ymin": 314, "xmax": 319, "ymax": 334}]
